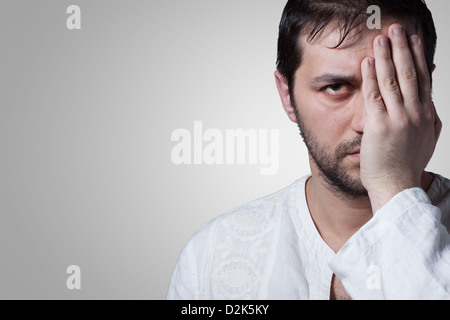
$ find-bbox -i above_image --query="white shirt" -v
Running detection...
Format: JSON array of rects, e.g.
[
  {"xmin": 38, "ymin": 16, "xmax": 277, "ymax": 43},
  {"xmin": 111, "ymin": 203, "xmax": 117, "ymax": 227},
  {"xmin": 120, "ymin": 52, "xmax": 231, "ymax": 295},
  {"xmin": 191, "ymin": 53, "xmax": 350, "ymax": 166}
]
[{"xmin": 167, "ymin": 174, "xmax": 450, "ymax": 300}]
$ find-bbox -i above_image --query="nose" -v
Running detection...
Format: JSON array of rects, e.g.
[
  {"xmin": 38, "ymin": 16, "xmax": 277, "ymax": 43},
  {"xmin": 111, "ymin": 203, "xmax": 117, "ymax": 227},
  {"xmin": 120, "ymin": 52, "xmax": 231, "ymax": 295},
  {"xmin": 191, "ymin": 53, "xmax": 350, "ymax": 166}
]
[{"xmin": 350, "ymin": 92, "xmax": 365, "ymax": 135}]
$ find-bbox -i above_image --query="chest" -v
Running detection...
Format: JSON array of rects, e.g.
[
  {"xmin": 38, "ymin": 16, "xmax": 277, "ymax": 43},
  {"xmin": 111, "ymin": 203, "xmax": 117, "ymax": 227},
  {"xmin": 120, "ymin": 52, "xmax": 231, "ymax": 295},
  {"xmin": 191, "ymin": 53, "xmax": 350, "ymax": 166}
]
[{"xmin": 330, "ymin": 274, "xmax": 352, "ymax": 300}]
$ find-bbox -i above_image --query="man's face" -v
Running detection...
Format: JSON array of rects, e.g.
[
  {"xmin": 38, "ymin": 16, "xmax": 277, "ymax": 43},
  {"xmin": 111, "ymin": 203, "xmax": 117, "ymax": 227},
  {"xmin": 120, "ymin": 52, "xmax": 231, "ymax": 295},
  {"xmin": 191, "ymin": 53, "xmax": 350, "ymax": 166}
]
[{"xmin": 291, "ymin": 22, "xmax": 415, "ymax": 198}]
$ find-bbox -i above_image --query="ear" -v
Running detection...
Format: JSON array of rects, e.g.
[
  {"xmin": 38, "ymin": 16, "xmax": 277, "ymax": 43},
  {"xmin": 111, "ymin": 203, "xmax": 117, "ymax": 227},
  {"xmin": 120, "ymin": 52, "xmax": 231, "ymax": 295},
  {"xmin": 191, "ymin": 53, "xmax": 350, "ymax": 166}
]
[{"xmin": 275, "ymin": 70, "xmax": 297, "ymax": 123}]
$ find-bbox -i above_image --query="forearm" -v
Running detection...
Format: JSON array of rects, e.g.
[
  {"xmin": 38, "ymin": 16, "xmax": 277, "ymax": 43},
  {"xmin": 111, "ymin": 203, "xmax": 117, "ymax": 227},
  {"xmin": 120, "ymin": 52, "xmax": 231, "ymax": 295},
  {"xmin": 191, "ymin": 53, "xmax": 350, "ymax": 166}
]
[{"xmin": 330, "ymin": 188, "xmax": 450, "ymax": 299}]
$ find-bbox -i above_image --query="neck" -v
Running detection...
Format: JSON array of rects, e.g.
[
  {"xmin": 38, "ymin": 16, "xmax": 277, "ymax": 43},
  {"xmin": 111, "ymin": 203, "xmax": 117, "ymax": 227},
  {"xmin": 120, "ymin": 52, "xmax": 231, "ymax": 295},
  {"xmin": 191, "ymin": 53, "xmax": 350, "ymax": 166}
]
[
  {"xmin": 306, "ymin": 173, "xmax": 372, "ymax": 252},
  {"xmin": 306, "ymin": 167, "xmax": 434, "ymax": 253}
]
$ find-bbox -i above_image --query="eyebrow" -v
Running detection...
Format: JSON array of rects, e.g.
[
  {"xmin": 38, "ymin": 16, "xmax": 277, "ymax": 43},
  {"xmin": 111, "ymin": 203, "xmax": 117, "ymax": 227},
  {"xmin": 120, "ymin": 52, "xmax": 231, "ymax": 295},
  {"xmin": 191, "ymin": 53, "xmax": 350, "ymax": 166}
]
[{"xmin": 311, "ymin": 73, "xmax": 359, "ymax": 85}]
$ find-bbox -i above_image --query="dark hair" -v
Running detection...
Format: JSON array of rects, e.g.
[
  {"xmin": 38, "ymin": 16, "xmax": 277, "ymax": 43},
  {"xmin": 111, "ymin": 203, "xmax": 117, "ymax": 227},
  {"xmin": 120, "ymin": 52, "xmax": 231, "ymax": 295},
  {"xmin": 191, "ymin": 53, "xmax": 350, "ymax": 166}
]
[{"xmin": 276, "ymin": 0, "xmax": 437, "ymax": 94}]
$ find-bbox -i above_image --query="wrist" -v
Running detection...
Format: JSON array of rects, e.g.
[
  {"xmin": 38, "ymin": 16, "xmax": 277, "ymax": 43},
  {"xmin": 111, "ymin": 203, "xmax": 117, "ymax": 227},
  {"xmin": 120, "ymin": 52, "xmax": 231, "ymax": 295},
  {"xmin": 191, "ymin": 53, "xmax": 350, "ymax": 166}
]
[
  {"xmin": 367, "ymin": 179, "xmax": 421, "ymax": 213},
  {"xmin": 368, "ymin": 189, "xmax": 398, "ymax": 213}
]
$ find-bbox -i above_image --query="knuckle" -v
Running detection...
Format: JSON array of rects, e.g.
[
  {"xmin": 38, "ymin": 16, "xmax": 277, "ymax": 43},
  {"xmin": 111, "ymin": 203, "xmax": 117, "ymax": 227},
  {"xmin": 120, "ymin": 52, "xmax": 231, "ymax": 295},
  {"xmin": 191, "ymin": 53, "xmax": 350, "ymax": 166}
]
[
  {"xmin": 365, "ymin": 90, "xmax": 386, "ymax": 111},
  {"xmin": 423, "ymin": 108, "xmax": 434, "ymax": 123},
  {"xmin": 411, "ymin": 111, "xmax": 423, "ymax": 127},
  {"xmin": 400, "ymin": 67, "xmax": 417, "ymax": 81},
  {"xmin": 382, "ymin": 76, "xmax": 399, "ymax": 92},
  {"xmin": 367, "ymin": 90, "xmax": 382, "ymax": 103},
  {"xmin": 397, "ymin": 115, "xmax": 410, "ymax": 130},
  {"xmin": 408, "ymin": 108, "xmax": 433, "ymax": 129},
  {"xmin": 418, "ymin": 73, "xmax": 431, "ymax": 87}
]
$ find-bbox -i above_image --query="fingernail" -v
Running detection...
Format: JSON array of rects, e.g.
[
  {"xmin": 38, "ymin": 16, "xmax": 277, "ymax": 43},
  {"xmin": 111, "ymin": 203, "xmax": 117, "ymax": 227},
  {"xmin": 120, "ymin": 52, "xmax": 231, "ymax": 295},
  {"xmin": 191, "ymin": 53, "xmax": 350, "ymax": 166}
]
[
  {"xmin": 368, "ymin": 59, "xmax": 375, "ymax": 67},
  {"xmin": 393, "ymin": 26, "xmax": 404, "ymax": 35},
  {"xmin": 410, "ymin": 35, "xmax": 420, "ymax": 45},
  {"xmin": 379, "ymin": 37, "xmax": 388, "ymax": 47}
]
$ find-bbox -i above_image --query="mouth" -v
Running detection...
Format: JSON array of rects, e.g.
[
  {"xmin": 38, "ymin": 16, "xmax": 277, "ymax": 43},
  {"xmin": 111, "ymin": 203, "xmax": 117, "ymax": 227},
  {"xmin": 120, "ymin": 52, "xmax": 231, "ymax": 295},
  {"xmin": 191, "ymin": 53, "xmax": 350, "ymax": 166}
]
[{"xmin": 347, "ymin": 149, "xmax": 361, "ymax": 159}]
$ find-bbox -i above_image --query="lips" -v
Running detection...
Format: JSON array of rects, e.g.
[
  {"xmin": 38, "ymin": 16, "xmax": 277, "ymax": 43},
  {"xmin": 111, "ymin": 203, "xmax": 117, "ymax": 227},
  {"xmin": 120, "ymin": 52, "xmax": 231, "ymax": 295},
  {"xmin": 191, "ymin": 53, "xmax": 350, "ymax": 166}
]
[
  {"xmin": 348, "ymin": 149, "xmax": 360, "ymax": 155},
  {"xmin": 347, "ymin": 149, "xmax": 361, "ymax": 159}
]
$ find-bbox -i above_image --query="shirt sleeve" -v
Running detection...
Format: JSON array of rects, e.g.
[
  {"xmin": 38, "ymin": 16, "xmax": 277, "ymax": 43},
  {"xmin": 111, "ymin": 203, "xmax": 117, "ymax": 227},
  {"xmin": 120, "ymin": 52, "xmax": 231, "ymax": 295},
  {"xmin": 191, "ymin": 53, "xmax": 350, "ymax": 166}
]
[
  {"xmin": 329, "ymin": 188, "xmax": 450, "ymax": 300},
  {"xmin": 166, "ymin": 219, "xmax": 218, "ymax": 300},
  {"xmin": 166, "ymin": 240, "xmax": 200, "ymax": 300}
]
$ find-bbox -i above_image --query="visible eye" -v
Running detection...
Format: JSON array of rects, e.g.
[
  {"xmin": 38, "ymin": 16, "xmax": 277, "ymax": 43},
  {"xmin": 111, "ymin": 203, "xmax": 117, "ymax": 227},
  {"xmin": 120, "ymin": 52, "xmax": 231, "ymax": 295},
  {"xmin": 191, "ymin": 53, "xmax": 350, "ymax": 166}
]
[{"xmin": 321, "ymin": 83, "xmax": 350, "ymax": 96}]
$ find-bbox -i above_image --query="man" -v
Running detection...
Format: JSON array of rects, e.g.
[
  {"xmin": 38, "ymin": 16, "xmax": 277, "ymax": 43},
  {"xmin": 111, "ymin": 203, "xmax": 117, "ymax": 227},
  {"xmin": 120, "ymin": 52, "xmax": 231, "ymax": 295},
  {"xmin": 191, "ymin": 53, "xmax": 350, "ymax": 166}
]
[{"xmin": 167, "ymin": 0, "xmax": 450, "ymax": 300}]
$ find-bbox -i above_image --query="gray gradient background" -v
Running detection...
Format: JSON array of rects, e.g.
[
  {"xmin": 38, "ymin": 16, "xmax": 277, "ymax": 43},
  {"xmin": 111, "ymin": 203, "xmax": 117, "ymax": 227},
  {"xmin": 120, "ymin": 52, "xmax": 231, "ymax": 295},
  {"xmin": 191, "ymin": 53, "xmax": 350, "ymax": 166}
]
[{"xmin": 0, "ymin": 0, "xmax": 449, "ymax": 299}]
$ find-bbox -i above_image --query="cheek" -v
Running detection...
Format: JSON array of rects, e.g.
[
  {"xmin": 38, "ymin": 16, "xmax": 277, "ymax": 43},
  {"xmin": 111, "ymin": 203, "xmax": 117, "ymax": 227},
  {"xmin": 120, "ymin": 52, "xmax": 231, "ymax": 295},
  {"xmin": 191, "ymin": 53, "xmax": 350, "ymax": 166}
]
[{"xmin": 296, "ymin": 93, "xmax": 349, "ymax": 143}]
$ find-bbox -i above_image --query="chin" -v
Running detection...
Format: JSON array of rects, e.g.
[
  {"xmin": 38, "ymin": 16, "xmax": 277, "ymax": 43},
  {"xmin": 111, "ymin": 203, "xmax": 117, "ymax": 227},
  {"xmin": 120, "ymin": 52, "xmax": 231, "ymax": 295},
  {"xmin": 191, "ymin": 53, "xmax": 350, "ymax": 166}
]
[{"xmin": 329, "ymin": 167, "xmax": 368, "ymax": 198}]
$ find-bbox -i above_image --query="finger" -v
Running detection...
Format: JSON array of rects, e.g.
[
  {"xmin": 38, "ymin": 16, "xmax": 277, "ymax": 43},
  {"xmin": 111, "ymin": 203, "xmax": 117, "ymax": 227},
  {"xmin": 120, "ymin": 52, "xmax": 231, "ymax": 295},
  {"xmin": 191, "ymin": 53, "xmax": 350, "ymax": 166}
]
[
  {"xmin": 373, "ymin": 35, "xmax": 403, "ymax": 117},
  {"xmin": 388, "ymin": 24, "xmax": 419, "ymax": 106},
  {"xmin": 361, "ymin": 57, "xmax": 387, "ymax": 118},
  {"xmin": 409, "ymin": 35, "xmax": 432, "ymax": 105}
]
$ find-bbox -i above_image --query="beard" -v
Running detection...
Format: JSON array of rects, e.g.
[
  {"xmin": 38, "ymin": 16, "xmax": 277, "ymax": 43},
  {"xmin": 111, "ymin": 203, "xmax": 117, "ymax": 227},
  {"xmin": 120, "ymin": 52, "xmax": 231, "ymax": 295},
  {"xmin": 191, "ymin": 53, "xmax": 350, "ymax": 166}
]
[{"xmin": 295, "ymin": 108, "xmax": 368, "ymax": 199}]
